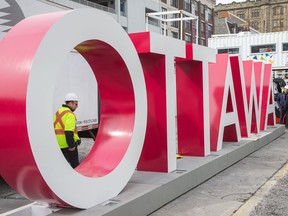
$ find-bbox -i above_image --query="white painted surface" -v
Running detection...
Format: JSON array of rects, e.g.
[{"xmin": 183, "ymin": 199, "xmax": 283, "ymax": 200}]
[
  {"xmin": 209, "ymin": 32, "xmax": 288, "ymax": 69},
  {"xmin": 26, "ymin": 9, "xmax": 147, "ymax": 208}
]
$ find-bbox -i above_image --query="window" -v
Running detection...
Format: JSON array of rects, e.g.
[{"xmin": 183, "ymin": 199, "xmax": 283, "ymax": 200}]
[
  {"xmin": 200, "ymin": 39, "xmax": 205, "ymax": 46},
  {"xmin": 251, "ymin": 44, "xmax": 276, "ymax": 54},
  {"xmin": 171, "ymin": 14, "xmax": 179, "ymax": 28},
  {"xmin": 184, "ymin": 20, "xmax": 192, "ymax": 31},
  {"xmin": 237, "ymin": 11, "xmax": 245, "ymax": 19},
  {"xmin": 280, "ymin": 7, "xmax": 284, "ymax": 15},
  {"xmin": 161, "ymin": 28, "xmax": 168, "ymax": 36},
  {"xmin": 200, "ymin": 22, "xmax": 205, "ymax": 34},
  {"xmin": 218, "ymin": 48, "xmax": 240, "ymax": 55},
  {"xmin": 251, "ymin": 21, "xmax": 259, "ymax": 30},
  {"xmin": 171, "ymin": 0, "xmax": 178, "ymax": 8},
  {"xmin": 120, "ymin": 0, "xmax": 126, "ymax": 16},
  {"xmin": 283, "ymin": 43, "xmax": 288, "ymax": 51},
  {"xmin": 251, "ymin": 9, "xmax": 259, "ymax": 17},
  {"xmin": 184, "ymin": 0, "xmax": 191, "ymax": 13},
  {"xmin": 146, "ymin": 8, "xmax": 159, "ymax": 26},
  {"xmin": 273, "ymin": 20, "xmax": 277, "ymax": 27},
  {"xmin": 184, "ymin": 34, "xmax": 192, "ymax": 43},
  {"xmin": 208, "ymin": 25, "xmax": 213, "ymax": 38},
  {"xmin": 161, "ymin": 7, "xmax": 167, "ymax": 24},
  {"xmin": 280, "ymin": 20, "xmax": 284, "ymax": 28},
  {"xmin": 200, "ymin": 4, "xmax": 205, "ymax": 19},
  {"xmin": 207, "ymin": 8, "xmax": 213, "ymax": 23},
  {"xmin": 172, "ymin": 31, "xmax": 178, "ymax": 39},
  {"xmin": 273, "ymin": 7, "xmax": 277, "ymax": 15},
  {"xmin": 193, "ymin": 2, "xmax": 198, "ymax": 16}
]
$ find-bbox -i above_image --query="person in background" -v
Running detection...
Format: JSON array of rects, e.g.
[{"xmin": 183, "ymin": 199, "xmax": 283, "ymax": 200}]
[
  {"xmin": 54, "ymin": 93, "xmax": 81, "ymax": 168},
  {"xmin": 277, "ymin": 85, "xmax": 288, "ymax": 128}
]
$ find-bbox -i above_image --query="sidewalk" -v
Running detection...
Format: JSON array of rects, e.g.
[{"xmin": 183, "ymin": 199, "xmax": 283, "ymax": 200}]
[
  {"xmin": 0, "ymin": 126, "xmax": 286, "ymax": 216},
  {"xmin": 150, "ymin": 129, "xmax": 288, "ymax": 216}
]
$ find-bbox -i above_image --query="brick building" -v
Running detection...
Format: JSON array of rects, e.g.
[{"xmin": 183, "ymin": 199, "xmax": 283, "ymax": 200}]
[{"xmin": 215, "ymin": 0, "xmax": 288, "ymax": 33}]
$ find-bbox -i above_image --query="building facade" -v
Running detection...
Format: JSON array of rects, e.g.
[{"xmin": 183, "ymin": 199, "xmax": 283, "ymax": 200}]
[
  {"xmin": 215, "ymin": 0, "xmax": 288, "ymax": 33},
  {"xmin": 67, "ymin": 0, "xmax": 216, "ymax": 45},
  {"xmin": 0, "ymin": 0, "xmax": 216, "ymax": 46},
  {"xmin": 209, "ymin": 31, "xmax": 288, "ymax": 80},
  {"xmin": 158, "ymin": 0, "xmax": 215, "ymax": 45}
]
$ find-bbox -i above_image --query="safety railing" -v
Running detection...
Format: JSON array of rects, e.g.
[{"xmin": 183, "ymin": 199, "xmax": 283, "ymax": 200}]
[{"xmin": 70, "ymin": 0, "xmax": 116, "ymax": 13}]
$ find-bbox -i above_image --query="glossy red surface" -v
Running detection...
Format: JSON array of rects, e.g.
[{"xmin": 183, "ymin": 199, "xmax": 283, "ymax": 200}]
[
  {"xmin": 242, "ymin": 60, "xmax": 261, "ymax": 134},
  {"xmin": 0, "ymin": 11, "xmax": 135, "ymax": 205},
  {"xmin": 175, "ymin": 44, "xmax": 205, "ymax": 156},
  {"xmin": 0, "ymin": 11, "xmax": 69, "ymax": 205},
  {"xmin": 75, "ymin": 40, "xmax": 135, "ymax": 177},
  {"xmin": 230, "ymin": 56, "xmax": 249, "ymax": 137},
  {"xmin": 260, "ymin": 63, "xmax": 274, "ymax": 130},
  {"xmin": 209, "ymin": 54, "xmax": 228, "ymax": 151},
  {"xmin": 130, "ymin": 33, "xmax": 168, "ymax": 172}
]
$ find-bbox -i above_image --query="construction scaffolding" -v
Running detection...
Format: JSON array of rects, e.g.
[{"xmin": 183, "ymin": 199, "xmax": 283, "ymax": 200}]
[{"xmin": 145, "ymin": 10, "xmax": 198, "ymax": 43}]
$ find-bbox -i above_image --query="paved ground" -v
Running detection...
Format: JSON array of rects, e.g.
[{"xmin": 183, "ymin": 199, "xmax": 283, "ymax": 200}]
[
  {"xmin": 0, "ymin": 138, "xmax": 94, "ymax": 215},
  {"xmin": 1, "ymin": 133, "xmax": 288, "ymax": 215},
  {"xmin": 248, "ymin": 163, "xmax": 288, "ymax": 216},
  {"xmin": 0, "ymin": 177, "xmax": 32, "ymax": 214},
  {"xmin": 150, "ymin": 131, "xmax": 288, "ymax": 216}
]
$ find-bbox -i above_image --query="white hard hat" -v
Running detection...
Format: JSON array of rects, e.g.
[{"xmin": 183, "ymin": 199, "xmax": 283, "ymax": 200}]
[
  {"xmin": 284, "ymin": 85, "xmax": 288, "ymax": 89},
  {"xmin": 65, "ymin": 93, "xmax": 78, "ymax": 102}
]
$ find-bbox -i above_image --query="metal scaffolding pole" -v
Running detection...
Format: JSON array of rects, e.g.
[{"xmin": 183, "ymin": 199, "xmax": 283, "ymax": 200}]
[{"xmin": 145, "ymin": 10, "xmax": 198, "ymax": 43}]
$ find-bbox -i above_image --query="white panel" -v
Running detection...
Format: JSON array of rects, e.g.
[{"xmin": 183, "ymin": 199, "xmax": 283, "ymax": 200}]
[{"xmin": 209, "ymin": 32, "xmax": 288, "ymax": 68}]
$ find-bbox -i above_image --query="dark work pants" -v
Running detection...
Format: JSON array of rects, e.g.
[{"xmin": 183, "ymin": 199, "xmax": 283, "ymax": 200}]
[
  {"xmin": 61, "ymin": 147, "xmax": 79, "ymax": 168},
  {"xmin": 279, "ymin": 108, "xmax": 288, "ymax": 128}
]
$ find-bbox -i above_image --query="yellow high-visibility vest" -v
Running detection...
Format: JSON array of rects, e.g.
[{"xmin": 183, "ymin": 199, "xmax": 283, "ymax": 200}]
[{"xmin": 53, "ymin": 106, "xmax": 80, "ymax": 149}]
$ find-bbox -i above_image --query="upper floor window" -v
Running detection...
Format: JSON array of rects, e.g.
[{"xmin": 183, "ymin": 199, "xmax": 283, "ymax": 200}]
[
  {"xmin": 273, "ymin": 6, "xmax": 284, "ymax": 16},
  {"xmin": 208, "ymin": 25, "xmax": 213, "ymax": 38},
  {"xmin": 283, "ymin": 43, "xmax": 288, "ymax": 51},
  {"xmin": 146, "ymin": 8, "xmax": 159, "ymax": 26},
  {"xmin": 200, "ymin": 38, "xmax": 206, "ymax": 46},
  {"xmin": 171, "ymin": 0, "xmax": 178, "ymax": 8},
  {"xmin": 200, "ymin": 22, "xmax": 205, "ymax": 33},
  {"xmin": 280, "ymin": 19, "xmax": 284, "ymax": 28},
  {"xmin": 171, "ymin": 14, "xmax": 179, "ymax": 28},
  {"xmin": 184, "ymin": 0, "xmax": 191, "ymax": 13},
  {"xmin": 161, "ymin": 28, "xmax": 168, "ymax": 36},
  {"xmin": 218, "ymin": 48, "xmax": 240, "ymax": 55},
  {"xmin": 207, "ymin": 8, "xmax": 212, "ymax": 23},
  {"xmin": 161, "ymin": 7, "xmax": 167, "ymax": 24},
  {"xmin": 237, "ymin": 11, "xmax": 245, "ymax": 19},
  {"xmin": 120, "ymin": 0, "xmax": 126, "ymax": 15},
  {"xmin": 172, "ymin": 31, "xmax": 178, "ymax": 39},
  {"xmin": 200, "ymin": 4, "xmax": 205, "ymax": 19},
  {"xmin": 184, "ymin": 20, "xmax": 192, "ymax": 31},
  {"xmin": 193, "ymin": 2, "xmax": 198, "ymax": 16},
  {"xmin": 280, "ymin": 7, "xmax": 284, "ymax": 15},
  {"xmin": 251, "ymin": 20, "xmax": 259, "ymax": 30},
  {"xmin": 273, "ymin": 7, "xmax": 277, "ymax": 15},
  {"xmin": 251, "ymin": 9, "xmax": 259, "ymax": 17},
  {"xmin": 251, "ymin": 44, "xmax": 276, "ymax": 54},
  {"xmin": 184, "ymin": 33, "xmax": 192, "ymax": 43}
]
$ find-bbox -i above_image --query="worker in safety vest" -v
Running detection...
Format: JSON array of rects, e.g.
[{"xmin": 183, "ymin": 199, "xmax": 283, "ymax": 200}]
[{"xmin": 54, "ymin": 93, "xmax": 81, "ymax": 168}]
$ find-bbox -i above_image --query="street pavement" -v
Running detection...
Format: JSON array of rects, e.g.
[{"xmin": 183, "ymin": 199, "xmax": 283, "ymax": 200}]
[
  {"xmin": 1, "ymin": 132, "xmax": 288, "ymax": 215},
  {"xmin": 150, "ymin": 130, "xmax": 288, "ymax": 216}
]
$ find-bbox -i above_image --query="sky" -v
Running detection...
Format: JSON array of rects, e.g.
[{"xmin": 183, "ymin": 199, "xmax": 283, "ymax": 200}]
[{"xmin": 216, "ymin": 0, "xmax": 246, "ymax": 5}]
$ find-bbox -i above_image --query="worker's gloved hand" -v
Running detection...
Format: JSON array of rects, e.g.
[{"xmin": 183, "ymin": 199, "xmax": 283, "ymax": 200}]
[{"xmin": 75, "ymin": 140, "xmax": 81, "ymax": 146}]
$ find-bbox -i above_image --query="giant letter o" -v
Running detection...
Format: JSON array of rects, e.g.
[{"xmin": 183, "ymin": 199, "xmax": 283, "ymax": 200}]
[{"xmin": 0, "ymin": 9, "xmax": 147, "ymax": 209}]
